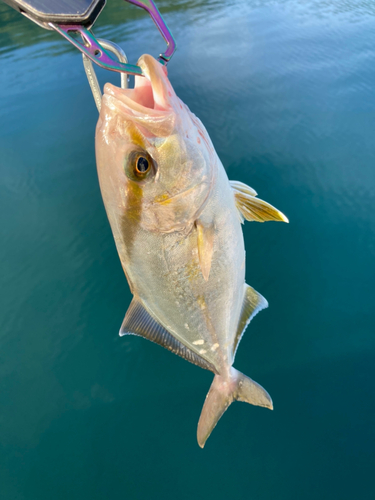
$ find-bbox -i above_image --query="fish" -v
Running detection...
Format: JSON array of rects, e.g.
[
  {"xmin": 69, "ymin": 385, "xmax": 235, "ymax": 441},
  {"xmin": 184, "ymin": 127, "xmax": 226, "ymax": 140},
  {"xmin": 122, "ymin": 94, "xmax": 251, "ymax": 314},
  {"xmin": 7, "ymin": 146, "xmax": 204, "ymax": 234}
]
[{"xmin": 95, "ymin": 54, "xmax": 288, "ymax": 448}]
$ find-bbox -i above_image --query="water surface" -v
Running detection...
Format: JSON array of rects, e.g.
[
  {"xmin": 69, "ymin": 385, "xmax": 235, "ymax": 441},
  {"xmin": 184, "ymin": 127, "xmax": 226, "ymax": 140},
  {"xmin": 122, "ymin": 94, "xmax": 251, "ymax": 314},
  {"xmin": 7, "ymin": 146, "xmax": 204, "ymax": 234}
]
[{"xmin": 0, "ymin": 1, "xmax": 374, "ymax": 499}]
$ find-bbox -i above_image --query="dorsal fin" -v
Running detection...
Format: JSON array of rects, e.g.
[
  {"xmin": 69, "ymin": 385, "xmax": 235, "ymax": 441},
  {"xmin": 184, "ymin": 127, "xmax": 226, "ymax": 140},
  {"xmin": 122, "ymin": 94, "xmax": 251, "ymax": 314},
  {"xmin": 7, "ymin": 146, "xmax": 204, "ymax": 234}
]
[
  {"xmin": 196, "ymin": 218, "xmax": 215, "ymax": 281},
  {"xmin": 232, "ymin": 284, "xmax": 268, "ymax": 359},
  {"xmin": 120, "ymin": 298, "xmax": 217, "ymax": 373},
  {"xmin": 230, "ymin": 180, "xmax": 289, "ymax": 223}
]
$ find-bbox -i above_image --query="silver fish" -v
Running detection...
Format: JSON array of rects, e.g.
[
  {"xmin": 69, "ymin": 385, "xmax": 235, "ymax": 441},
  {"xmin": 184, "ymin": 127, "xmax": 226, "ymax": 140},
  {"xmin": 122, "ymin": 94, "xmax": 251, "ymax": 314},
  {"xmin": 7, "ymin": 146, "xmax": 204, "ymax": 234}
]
[{"xmin": 95, "ymin": 55, "xmax": 288, "ymax": 447}]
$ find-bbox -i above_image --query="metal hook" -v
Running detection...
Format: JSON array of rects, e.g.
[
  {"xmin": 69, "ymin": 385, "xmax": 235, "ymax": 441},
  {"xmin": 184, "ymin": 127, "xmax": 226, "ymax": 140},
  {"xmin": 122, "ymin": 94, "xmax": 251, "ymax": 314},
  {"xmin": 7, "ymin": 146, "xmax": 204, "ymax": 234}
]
[
  {"xmin": 82, "ymin": 38, "xmax": 129, "ymax": 113},
  {"xmin": 124, "ymin": 0, "xmax": 176, "ymax": 65},
  {"xmin": 51, "ymin": 24, "xmax": 143, "ymax": 76},
  {"xmin": 50, "ymin": 0, "xmax": 176, "ymax": 76}
]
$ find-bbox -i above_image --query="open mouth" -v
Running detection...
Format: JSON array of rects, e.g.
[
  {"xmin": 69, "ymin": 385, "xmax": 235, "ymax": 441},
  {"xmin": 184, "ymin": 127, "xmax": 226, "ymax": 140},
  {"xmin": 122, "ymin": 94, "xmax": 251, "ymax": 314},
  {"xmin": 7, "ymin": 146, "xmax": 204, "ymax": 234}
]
[{"xmin": 103, "ymin": 54, "xmax": 171, "ymax": 115}]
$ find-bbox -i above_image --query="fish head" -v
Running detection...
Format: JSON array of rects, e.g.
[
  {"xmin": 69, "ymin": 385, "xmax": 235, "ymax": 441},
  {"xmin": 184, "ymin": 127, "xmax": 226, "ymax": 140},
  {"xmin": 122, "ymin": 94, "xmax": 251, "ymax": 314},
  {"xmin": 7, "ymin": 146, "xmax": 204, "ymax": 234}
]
[{"xmin": 96, "ymin": 54, "xmax": 217, "ymax": 234}]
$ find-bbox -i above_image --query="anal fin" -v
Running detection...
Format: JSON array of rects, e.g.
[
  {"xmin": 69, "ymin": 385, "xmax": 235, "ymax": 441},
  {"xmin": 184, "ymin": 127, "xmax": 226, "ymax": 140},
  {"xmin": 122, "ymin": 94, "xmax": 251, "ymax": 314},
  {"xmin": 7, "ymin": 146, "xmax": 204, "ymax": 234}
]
[
  {"xmin": 120, "ymin": 298, "xmax": 217, "ymax": 373},
  {"xmin": 230, "ymin": 180, "xmax": 289, "ymax": 223},
  {"xmin": 232, "ymin": 284, "xmax": 268, "ymax": 359}
]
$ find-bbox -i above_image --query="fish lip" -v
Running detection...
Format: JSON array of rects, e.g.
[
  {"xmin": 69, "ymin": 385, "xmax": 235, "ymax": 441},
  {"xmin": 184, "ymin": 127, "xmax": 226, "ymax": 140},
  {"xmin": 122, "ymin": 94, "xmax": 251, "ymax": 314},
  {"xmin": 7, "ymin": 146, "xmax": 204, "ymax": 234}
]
[
  {"xmin": 103, "ymin": 84, "xmax": 170, "ymax": 116},
  {"xmin": 103, "ymin": 55, "xmax": 172, "ymax": 116}
]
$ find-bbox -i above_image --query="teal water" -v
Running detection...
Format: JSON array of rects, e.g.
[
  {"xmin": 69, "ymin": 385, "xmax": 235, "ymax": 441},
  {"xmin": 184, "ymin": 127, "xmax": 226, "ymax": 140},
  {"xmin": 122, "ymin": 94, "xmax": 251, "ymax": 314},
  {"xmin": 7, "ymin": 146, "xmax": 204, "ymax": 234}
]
[{"xmin": 1, "ymin": 0, "xmax": 375, "ymax": 498}]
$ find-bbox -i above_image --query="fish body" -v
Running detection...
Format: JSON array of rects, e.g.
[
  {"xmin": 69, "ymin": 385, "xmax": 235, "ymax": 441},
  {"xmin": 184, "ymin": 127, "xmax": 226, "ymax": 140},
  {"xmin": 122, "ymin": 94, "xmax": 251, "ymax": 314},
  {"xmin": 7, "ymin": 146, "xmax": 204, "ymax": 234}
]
[{"xmin": 95, "ymin": 55, "xmax": 287, "ymax": 447}]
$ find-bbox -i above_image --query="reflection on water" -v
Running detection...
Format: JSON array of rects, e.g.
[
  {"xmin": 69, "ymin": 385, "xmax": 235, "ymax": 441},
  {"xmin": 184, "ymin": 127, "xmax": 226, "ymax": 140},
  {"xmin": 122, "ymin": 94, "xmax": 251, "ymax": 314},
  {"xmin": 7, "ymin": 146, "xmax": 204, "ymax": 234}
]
[
  {"xmin": 2, "ymin": 0, "xmax": 375, "ymax": 55},
  {"xmin": 0, "ymin": 1, "xmax": 375, "ymax": 499}
]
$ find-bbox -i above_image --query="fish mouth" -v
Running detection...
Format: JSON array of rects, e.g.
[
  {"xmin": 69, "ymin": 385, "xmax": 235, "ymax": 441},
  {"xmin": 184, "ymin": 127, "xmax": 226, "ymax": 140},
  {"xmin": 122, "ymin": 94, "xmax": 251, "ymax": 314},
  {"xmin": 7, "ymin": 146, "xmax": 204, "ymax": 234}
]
[{"xmin": 103, "ymin": 54, "xmax": 173, "ymax": 116}]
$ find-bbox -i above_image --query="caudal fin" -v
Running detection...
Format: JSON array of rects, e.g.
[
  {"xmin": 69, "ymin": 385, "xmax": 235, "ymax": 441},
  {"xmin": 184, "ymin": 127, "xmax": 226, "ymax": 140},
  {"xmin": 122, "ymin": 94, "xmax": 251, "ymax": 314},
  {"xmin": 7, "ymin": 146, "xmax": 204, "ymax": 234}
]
[{"xmin": 197, "ymin": 367, "xmax": 273, "ymax": 448}]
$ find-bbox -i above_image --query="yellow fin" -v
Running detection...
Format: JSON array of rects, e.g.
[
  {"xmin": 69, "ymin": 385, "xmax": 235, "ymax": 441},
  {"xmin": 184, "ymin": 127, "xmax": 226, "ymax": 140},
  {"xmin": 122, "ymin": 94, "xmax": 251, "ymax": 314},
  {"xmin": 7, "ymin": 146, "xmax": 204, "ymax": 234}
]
[
  {"xmin": 196, "ymin": 219, "xmax": 215, "ymax": 281},
  {"xmin": 231, "ymin": 180, "xmax": 289, "ymax": 223},
  {"xmin": 229, "ymin": 180, "xmax": 257, "ymax": 197}
]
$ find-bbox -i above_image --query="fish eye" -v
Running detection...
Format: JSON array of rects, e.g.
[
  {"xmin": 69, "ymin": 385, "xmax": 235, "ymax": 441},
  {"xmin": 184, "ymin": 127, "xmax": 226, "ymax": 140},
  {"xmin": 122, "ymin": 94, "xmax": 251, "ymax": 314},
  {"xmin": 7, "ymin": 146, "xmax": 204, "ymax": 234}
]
[
  {"xmin": 124, "ymin": 150, "xmax": 155, "ymax": 182},
  {"xmin": 135, "ymin": 156, "xmax": 150, "ymax": 174}
]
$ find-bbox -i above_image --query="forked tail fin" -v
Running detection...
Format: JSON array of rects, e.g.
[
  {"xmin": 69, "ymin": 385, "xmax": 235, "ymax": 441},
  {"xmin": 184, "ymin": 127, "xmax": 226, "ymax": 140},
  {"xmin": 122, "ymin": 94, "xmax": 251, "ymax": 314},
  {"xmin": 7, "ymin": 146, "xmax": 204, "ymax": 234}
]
[{"xmin": 197, "ymin": 367, "xmax": 273, "ymax": 448}]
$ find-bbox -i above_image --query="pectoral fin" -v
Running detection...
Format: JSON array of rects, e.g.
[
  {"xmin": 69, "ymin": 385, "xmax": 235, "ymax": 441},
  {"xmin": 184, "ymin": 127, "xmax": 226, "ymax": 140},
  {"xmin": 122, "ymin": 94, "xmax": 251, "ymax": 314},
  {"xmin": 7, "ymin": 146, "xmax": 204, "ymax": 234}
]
[
  {"xmin": 232, "ymin": 284, "xmax": 268, "ymax": 359},
  {"xmin": 196, "ymin": 219, "xmax": 215, "ymax": 281},
  {"xmin": 120, "ymin": 298, "xmax": 217, "ymax": 373},
  {"xmin": 230, "ymin": 180, "xmax": 288, "ymax": 223},
  {"xmin": 230, "ymin": 180, "xmax": 257, "ymax": 197}
]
